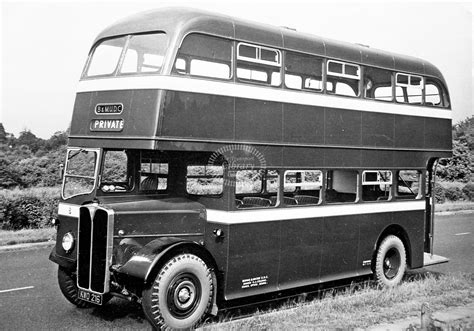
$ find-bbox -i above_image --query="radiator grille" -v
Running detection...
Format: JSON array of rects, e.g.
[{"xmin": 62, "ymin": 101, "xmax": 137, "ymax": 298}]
[{"xmin": 77, "ymin": 206, "xmax": 112, "ymax": 293}]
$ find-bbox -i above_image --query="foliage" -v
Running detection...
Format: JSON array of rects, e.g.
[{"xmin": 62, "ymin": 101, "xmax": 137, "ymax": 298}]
[
  {"xmin": 0, "ymin": 124, "xmax": 67, "ymax": 189},
  {"xmin": 0, "ymin": 123, "xmax": 6, "ymax": 145},
  {"xmin": 433, "ymin": 185, "xmax": 446, "ymax": 204},
  {"xmin": 437, "ymin": 140, "xmax": 473, "ymax": 182},
  {"xmin": 462, "ymin": 182, "xmax": 474, "ymax": 201},
  {"xmin": 444, "ymin": 186, "xmax": 464, "ymax": 201},
  {"xmin": 452, "ymin": 116, "xmax": 474, "ymax": 151},
  {"xmin": 0, "ymin": 187, "xmax": 60, "ymax": 230}
]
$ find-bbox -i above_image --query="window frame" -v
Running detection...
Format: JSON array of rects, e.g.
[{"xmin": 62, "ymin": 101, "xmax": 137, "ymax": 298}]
[
  {"xmin": 237, "ymin": 42, "xmax": 282, "ymax": 67},
  {"xmin": 283, "ymin": 51, "xmax": 324, "ymax": 93},
  {"xmin": 186, "ymin": 164, "xmax": 224, "ymax": 196},
  {"xmin": 327, "ymin": 60, "xmax": 361, "ymax": 80},
  {"xmin": 235, "ymin": 169, "xmax": 280, "ymax": 209},
  {"xmin": 395, "ymin": 170, "xmax": 423, "ymax": 200},
  {"xmin": 173, "ymin": 33, "xmax": 234, "ymax": 81},
  {"xmin": 139, "ymin": 157, "xmax": 169, "ymax": 193}
]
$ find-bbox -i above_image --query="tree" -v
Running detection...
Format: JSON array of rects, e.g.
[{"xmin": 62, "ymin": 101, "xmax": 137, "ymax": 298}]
[
  {"xmin": 17, "ymin": 129, "xmax": 44, "ymax": 153},
  {"xmin": 45, "ymin": 131, "xmax": 68, "ymax": 151},
  {"xmin": 452, "ymin": 116, "xmax": 474, "ymax": 151},
  {"xmin": 437, "ymin": 140, "xmax": 473, "ymax": 182},
  {"xmin": 0, "ymin": 123, "xmax": 6, "ymax": 145}
]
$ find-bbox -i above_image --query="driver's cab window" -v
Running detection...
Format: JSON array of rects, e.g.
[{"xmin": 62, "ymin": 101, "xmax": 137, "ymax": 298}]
[{"xmin": 101, "ymin": 150, "xmax": 133, "ymax": 193}]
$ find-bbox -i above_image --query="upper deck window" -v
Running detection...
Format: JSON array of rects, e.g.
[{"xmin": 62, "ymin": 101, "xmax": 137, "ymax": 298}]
[
  {"xmin": 364, "ymin": 66, "xmax": 393, "ymax": 102},
  {"xmin": 173, "ymin": 34, "xmax": 232, "ymax": 80},
  {"xmin": 237, "ymin": 43, "xmax": 281, "ymax": 66},
  {"xmin": 86, "ymin": 37, "xmax": 127, "ymax": 77},
  {"xmin": 395, "ymin": 73, "xmax": 424, "ymax": 104},
  {"xmin": 284, "ymin": 51, "xmax": 323, "ymax": 92},
  {"xmin": 84, "ymin": 32, "xmax": 168, "ymax": 78},
  {"xmin": 327, "ymin": 60, "xmax": 360, "ymax": 97},
  {"xmin": 425, "ymin": 79, "xmax": 449, "ymax": 107},
  {"xmin": 237, "ymin": 43, "xmax": 281, "ymax": 86}
]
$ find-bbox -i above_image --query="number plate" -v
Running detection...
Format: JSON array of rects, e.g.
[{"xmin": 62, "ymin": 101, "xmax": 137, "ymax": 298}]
[{"xmin": 78, "ymin": 288, "xmax": 103, "ymax": 305}]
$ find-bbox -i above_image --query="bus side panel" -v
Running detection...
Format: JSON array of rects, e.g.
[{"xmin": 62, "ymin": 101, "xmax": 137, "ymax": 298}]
[
  {"xmin": 161, "ymin": 91, "xmax": 234, "ymax": 140},
  {"xmin": 394, "ymin": 209, "xmax": 425, "ymax": 268},
  {"xmin": 325, "ymin": 108, "xmax": 362, "ymax": 146},
  {"xmin": 424, "ymin": 117, "xmax": 452, "ymax": 150},
  {"xmin": 278, "ymin": 217, "xmax": 323, "ymax": 288},
  {"xmin": 394, "ymin": 115, "xmax": 425, "ymax": 149},
  {"xmin": 319, "ymin": 215, "xmax": 360, "ymax": 281},
  {"xmin": 357, "ymin": 209, "xmax": 425, "ymax": 270},
  {"xmin": 235, "ymin": 98, "xmax": 283, "ymax": 143},
  {"xmin": 283, "ymin": 103, "xmax": 324, "ymax": 144},
  {"xmin": 223, "ymin": 221, "xmax": 281, "ymax": 301}
]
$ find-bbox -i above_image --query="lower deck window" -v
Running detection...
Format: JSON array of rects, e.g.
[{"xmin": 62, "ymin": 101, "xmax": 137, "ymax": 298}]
[
  {"xmin": 396, "ymin": 170, "xmax": 421, "ymax": 199},
  {"xmin": 284, "ymin": 170, "xmax": 322, "ymax": 205},
  {"xmin": 235, "ymin": 169, "xmax": 279, "ymax": 208},
  {"xmin": 187, "ymin": 165, "xmax": 223, "ymax": 195},
  {"xmin": 326, "ymin": 170, "xmax": 358, "ymax": 203},
  {"xmin": 362, "ymin": 170, "xmax": 392, "ymax": 201}
]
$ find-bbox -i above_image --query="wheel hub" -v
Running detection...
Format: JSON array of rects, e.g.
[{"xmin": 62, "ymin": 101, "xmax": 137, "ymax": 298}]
[
  {"xmin": 178, "ymin": 288, "xmax": 191, "ymax": 303},
  {"xmin": 172, "ymin": 279, "xmax": 197, "ymax": 311},
  {"xmin": 383, "ymin": 248, "xmax": 401, "ymax": 279}
]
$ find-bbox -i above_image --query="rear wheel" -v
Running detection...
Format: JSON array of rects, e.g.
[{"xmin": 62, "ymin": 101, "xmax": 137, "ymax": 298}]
[
  {"xmin": 375, "ymin": 235, "xmax": 407, "ymax": 287},
  {"xmin": 57, "ymin": 267, "xmax": 93, "ymax": 308},
  {"xmin": 142, "ymin": 253, "xmax": 214, "ymax": 330}
]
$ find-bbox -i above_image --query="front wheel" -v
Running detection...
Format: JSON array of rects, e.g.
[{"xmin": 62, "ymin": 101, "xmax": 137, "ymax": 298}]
[
  {"xmin": 374, "ymin": 235, "xmax": 407, "ymax": 287},
  {"xmin": 57, "ymin": 267, "xmax": 93, "ymax": 308},
  {"xmin": 142, "ymin": 253, "xmax": 214, "ymax": 330}
]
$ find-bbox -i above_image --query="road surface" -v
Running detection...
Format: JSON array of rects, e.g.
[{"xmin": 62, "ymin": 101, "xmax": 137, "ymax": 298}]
[{"xmin": 0, "ymin": 213, "xmax": 472, "ymax": 329}]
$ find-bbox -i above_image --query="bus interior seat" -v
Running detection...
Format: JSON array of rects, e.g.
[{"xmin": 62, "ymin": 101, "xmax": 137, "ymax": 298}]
[
  {"xmin": 242, "ymin": 196, "xmax": 272, "ymax": 207},
  {"xmin": 294, "ymin": 195, "xmax": 319, "ymax": 205},
  {"xmin": 141, "ymin": 175, "xmax": 158, "ymax": 191},
  {"xmin": 271, "ymin": 196, "xmax": 298, "ymax": 205},
  {"xmin": 284, "ymin": 196, "xmax": 298, "ymax": 205}
]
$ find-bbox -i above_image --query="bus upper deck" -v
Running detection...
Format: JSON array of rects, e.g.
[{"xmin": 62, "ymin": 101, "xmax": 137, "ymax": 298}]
[{"xmin": 70, "ymin": 7, "xmax": 451, "ymax": 166}]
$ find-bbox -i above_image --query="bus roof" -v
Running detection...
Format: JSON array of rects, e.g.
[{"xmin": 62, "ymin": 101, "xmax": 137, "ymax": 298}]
[{"xmin": 94, "ymin": 7, "xmax": 446, "ymax": 83}]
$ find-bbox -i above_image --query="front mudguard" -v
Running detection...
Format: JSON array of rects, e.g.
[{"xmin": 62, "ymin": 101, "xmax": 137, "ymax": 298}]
[
  {"xmin": 115, "ymin": 237, "xmax": 197, "ymax": 284},
  {"xmin": 49, "ymin": 247, "xmax": 76, "ymax": 271}
]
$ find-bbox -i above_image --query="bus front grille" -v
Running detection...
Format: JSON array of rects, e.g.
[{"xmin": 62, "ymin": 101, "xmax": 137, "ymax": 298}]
[{"xmin": 77, "ymin": 206, "xmax": 113, "ymax": 294}]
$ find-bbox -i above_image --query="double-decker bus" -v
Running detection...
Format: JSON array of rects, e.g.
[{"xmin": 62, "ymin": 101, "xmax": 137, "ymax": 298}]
[{"xmin": 49, "ymin": 8, "xmax": 451, "ymax": 329}]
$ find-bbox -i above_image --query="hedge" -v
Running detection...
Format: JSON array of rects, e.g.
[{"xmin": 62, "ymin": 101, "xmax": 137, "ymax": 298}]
[
  {"xmin": 435, "ymin": 181, "xmax": 474, "ymax": 203},
  {"xmin": 0, "ymin": 187, "xmax": 60, "ymax": 230}
]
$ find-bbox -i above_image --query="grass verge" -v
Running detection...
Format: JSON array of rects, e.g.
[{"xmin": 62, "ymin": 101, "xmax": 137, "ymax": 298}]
[
  {"xmin": 436, "ymin": 201, "xmax": 474, "ymax": 213},
  {"xmin": 0, "ymin": 227, "xmax": 56, "ymax": 246},
  {"xmin": 206, "ymin": 273, "xmax": 474, "ymax": 330}
]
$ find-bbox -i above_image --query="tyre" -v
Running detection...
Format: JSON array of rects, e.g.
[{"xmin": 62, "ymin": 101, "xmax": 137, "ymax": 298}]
[
  {"xmin": 375, "ymin": 235, "xmax": 407, "ymax": 287},
  {"xmin": 57, "ymin": 266, "xmax": 93, "ymax": 308},
  {"xmin": 142, "ymin": 253, "xmax": 214, "ymax": 330}
]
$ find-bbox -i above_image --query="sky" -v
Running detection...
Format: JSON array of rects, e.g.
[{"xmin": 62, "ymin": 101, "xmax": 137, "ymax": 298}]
[{"xmin": 1, "ymin": 0, "xmax": 473, "ymax": 139}]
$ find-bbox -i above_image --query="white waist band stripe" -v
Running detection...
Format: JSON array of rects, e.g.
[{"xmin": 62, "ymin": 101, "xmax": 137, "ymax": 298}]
[
  {"xmin": 207, "ymin": 200, "xmax": 425, "ymax": 224},
  {"xmin": 77, "ymin": 76, "xmax": 451, "ymax": 120}
]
